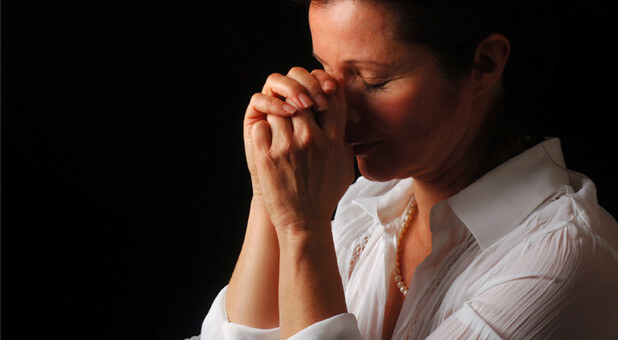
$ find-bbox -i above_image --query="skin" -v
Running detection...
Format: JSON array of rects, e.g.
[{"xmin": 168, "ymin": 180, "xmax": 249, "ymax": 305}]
[{"xmin": 226, "ymin": 0, "xmax": 510, "ymax": 338}]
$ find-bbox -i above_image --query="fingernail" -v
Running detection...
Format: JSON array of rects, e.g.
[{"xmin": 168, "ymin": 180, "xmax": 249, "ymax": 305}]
[
  {"xmin": 323, "ymin": 80, "xmax": 337, "ymax": 93},
  {"xmin": 315, "ymin": 94, "xmax": 328, "ymax": 111},
  {"xmin": 282, "ymin": 103, "xmax": 296, "ymax": 114},
  {"xmin": 298, "ymin": 93, "xmax": 313, "ymax": 109}
]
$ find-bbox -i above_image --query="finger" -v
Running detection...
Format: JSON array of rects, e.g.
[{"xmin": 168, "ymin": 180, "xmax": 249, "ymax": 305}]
[
  {"xmin": 291, "ymin": 109, "xmax": 321, "ymax": 145},
  {"xmin": 287, "ymin": 67, "xmax": 329, "ymax": 112},
  {"xmin": 319, "ymin": 85, "xmax": 348, "ymax": 142},
  {"xmin": 311, "ymin": 69, "xmax": 337, "ymax": 95},
  {"xmin": 267, "ymin": 113, "xmax": 293, "ymax": 151},
  {"xmin": 247, "ymin": 93, "xmax": 296, "ymax": 123},
  {"xmin": 335, "ymin": 79, "xmax": 348, "ymax": 128},
  {"xmin": 251, "ymin": 120, "xmax": 272, "ymax": 154},
  {"xmin": 244, "ymin": 103, "xmax": 265, "ymax": 141},
  {"xmin": 263, "ymin": 73, "xmax": 313, "ymax": 110}
]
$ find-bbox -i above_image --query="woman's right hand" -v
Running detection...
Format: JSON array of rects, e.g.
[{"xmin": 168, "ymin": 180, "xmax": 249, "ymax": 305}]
[
  {"xmin": 243, "ymin": 67, "xmax": 338, "ymax": 201},
  {"xmin": 226, "ymin": 67, "xmax": 340, "ymax": 328}
]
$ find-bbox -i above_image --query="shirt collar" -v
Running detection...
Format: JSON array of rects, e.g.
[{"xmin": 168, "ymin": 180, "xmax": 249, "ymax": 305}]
[
  {"xmin": 376, "ymin": 177, "xmax": 414, "ymax": 226},
  {"xmin": 351, "ymin": 178, "xmax": 414, "ymax": 227},
  {"xmin": 443, "ymin": 138, "xmax": 569, "ymax": 250},
  {"xmin": 352, "ymin": 138, "xmax": 569, "ymax": 250}
]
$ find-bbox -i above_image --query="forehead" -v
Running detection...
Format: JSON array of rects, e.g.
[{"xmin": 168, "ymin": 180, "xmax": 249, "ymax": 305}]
[
  {"xmin": 308, "ymin": 1, "xmax": 394, "ymax": 35},
  {"xmin": 308, "ymin": 1, "xmax": 399, "ymax": 64}
]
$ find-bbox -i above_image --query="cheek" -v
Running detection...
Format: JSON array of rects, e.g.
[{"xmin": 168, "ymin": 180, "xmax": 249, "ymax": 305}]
[{"xmin": 363, "ymin": 83, "xmax": 448, "ymax": 143}]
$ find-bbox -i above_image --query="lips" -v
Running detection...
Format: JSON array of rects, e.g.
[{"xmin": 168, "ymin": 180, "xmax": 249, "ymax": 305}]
[
  {"xmin": 346, "ymin": 123, "xmax": 383, "ymax": 156},
  {"xmin": 351, "ymin": 140, "xmax": 383, "ymax": 156}
]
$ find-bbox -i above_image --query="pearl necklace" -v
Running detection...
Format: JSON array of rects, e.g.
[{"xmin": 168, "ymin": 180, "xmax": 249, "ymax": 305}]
[{"xmin": 394, "ymin": 199, "xmax": 417, "ymax": 296}]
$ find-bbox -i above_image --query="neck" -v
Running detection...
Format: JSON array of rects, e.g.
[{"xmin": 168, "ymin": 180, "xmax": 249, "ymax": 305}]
[
  {"xmin": 411, "ymin": 146, "xmax": 477, "ymax": 231},
  {"xmin": 412, "ymin": 179, "xmax": 461, "ymax": 232},
  {"xmin": 411, "ymin": 92, "xmax": 498, "ymax": 229}
]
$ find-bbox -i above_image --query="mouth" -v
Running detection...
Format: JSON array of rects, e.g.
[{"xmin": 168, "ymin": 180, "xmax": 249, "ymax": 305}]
[{"xmin": 351, "ymin": 141, "xmax": 383, "ymax": 156}]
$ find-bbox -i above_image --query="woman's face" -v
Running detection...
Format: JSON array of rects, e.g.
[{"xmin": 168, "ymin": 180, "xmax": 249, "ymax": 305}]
[{"xmin": 309, "ymin": 1, "xmax": 485, "ymax": 182}]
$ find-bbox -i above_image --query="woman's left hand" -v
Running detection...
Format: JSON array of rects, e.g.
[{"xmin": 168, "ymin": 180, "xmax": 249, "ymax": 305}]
[{"xmin": 249, "ymin": 67, "xmax": 355, "ymax": 238}]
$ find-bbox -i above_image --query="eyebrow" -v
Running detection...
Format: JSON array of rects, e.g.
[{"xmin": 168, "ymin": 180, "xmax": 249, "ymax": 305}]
[
  {"xmin": 312, "ymin": 52, "xmax": 329, "ymax": 66},
  {"xmin": 312, "ymin": 52, "xmax": 391, "ymax": 67}
]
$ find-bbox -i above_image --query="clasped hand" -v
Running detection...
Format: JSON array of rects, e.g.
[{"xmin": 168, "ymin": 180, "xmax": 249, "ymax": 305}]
[{"xmin": 244, "ymin": 67, "xmax": 355, "ymax": 239}]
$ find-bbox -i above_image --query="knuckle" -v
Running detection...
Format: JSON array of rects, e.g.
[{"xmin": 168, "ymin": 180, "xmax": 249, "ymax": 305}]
[
  {"xmin": 297, "ymin": 129, "xmax": 314, "ymax": 147},
  {"xmin": 266, "ymin": 72, "xmax": 283, "ymax": 83},
  {"xmin": 288, "ymin": 81, "xmax": 306, "ymax": 95},
  {"xmin": 287, "ymin": 67, "xmax": 325, "ymax": 97},
  {"xmin": 273, "ymin": 142, "xmax": 293, "ymax": 159},
  {"xmin": 309, "ymin": 82, "xmax": 323, "ymax": 95},
  {"xmin": 250, "ymin": 92, "xmax": 262, "ymax": 103},
  {"xmin": 246, "ymin": 93, "xmax": 263, "ymax": 120},
  {"xmin": 308, "ymin": 75, "xmax": 327, "ymax": 95},
  {"xmin": 266, "ymin": 96, "xmax": 279, "ymax": 111},
  {"xmin": 310, "ymin": 69, "xmax": 328, "ymax": 78},
  {"xmin": 305, "ymin": 77, "xmax": 322, "ymax": 93},
  {"xmin": 287, "ymin": 66, "xmax": 307, "ymax": 76},
  {"xmin": 250, "ymin": 92, "xmax": 279, "ymax": 114}
]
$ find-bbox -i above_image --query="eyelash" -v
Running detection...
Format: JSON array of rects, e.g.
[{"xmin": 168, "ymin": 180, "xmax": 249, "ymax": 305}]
[
  {"xmin": 323, "ymin": 66, "xmax": 390, "ymax": 94},
  {"xmin": 363, "ymin": 81, "xmax": 388, "ymax": 93}
]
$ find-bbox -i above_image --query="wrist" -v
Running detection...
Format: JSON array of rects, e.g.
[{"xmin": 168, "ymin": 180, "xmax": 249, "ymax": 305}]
[
  {"xmin": 276, "ymin": 219, "xmax": 347, "ymax": 337},
  {"xmin": 274, "ymin": 218, "xmax": 333, "ymax": 249},
  {"xmin": 226, "ymin": 195, "xmax": 280, "ymax": 328},
  {"xmin": 250, "ymin": 194, "xmax": 267, "ymax": 213}
]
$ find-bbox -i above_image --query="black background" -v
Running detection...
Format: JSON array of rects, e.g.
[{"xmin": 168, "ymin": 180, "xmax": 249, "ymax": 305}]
[{"xmin": 3, "ymin": 1, "xmax": 616, "ymax": 339}]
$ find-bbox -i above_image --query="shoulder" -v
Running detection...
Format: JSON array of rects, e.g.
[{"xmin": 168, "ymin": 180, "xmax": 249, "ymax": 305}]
[
  {"xmin": 525, "ymin": 174, "xmax": 618, "ymax": 262},
  {"xmin": 513, "ymin": 175, "xmax": 618, "ymax": 286},
  {"xmin": 470, "ymin": 176, "xmax": 618, "ymax": 338}
]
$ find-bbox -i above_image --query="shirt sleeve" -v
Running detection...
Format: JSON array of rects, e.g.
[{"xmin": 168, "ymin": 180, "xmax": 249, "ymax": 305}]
[
  {"xmin": 200, "ymin": 285, "xmax": 279, "ymax": 340},
  {"xmin": 426, "ymin": 224, "xmax": 618, "ymax": 339},
  {"xmin": 425, "ymin": 303, "xmax": 504, "ymax": 340},
  {"xmin": 200, "ymin": 286, "xmax": 362, "ymax": 339},
  {"xmin": 288, "ymin": 314, "xmax": 362, "ymax": 339}
]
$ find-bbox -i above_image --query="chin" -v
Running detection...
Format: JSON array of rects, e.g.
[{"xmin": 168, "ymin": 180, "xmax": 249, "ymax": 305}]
[{"xmin": 356, "ymin": 157, "xmax": 399, "ymax": 182}]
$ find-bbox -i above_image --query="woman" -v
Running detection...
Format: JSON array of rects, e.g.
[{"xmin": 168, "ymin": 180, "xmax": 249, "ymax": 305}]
[{"xmin": 200, "ymin": 0, "xmax": 618, "ymax": 338}]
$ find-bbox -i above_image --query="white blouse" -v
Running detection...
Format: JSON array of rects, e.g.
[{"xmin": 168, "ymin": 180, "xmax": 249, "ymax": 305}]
[{"xmin": 199, "ymin": 138, "xmax": 618, "ymax": 339}]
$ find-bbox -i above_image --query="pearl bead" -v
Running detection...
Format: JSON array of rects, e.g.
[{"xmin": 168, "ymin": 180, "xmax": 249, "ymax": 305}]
[{"xmin": 393, "ymin": 199, "xmax": 417, "ymax": 297}]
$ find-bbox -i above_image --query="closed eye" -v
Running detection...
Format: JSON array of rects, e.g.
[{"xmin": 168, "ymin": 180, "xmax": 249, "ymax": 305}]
[{"xmin": 363, "ymin": 80, "xmax": 388, "ymax": 93}]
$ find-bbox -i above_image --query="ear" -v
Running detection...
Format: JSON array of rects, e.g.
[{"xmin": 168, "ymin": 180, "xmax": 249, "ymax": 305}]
[{"xmin": 469, "ymin": 33, "xmax": 510, "ymax": 98}]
